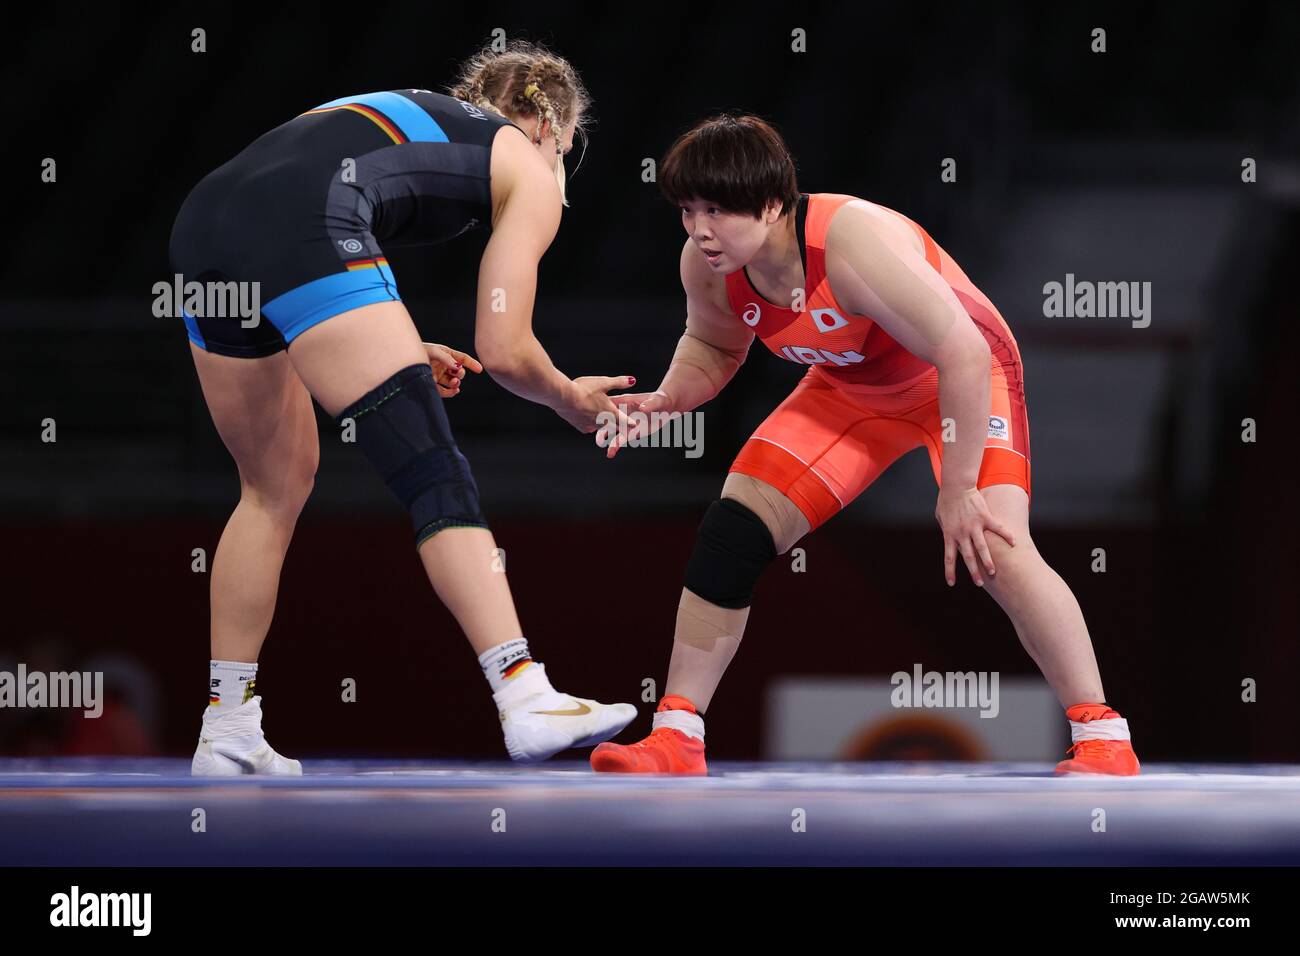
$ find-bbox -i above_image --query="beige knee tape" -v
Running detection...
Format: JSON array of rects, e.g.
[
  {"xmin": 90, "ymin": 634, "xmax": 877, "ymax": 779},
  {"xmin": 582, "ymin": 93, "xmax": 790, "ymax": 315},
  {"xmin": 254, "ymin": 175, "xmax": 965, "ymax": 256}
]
[
  {"xmin": 675, "ymin": 588, "xmax": 750, "ymax": 652},
  {"xmin": 721, "ymin": 472, "xmax": 810, "ymax": 555}
]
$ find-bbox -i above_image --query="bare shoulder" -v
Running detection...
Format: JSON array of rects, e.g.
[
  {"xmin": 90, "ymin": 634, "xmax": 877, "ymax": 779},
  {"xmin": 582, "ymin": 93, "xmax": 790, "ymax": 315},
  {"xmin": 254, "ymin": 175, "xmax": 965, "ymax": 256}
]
[
  {"xmin": 821, "ymin": 199, "xmax": 931, "ymax": 316},
  {"xmin": 489, "ymin": 124, "xmax": 561, "ymax": 226},
  {"xmin": 825, "ymin": 198, "xmax": 924, "ymax": 259},
  {"xmin": 679, "ymin": 237, "xmax": 733, "ymax": 317}
]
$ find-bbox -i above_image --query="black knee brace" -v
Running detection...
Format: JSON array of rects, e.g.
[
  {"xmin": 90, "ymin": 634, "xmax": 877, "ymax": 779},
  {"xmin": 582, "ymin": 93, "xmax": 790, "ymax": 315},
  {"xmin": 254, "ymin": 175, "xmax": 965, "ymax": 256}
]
[
  {"xmin": 335, "ymin": 364, "xmax": 488, "ymax": 546},
  {"xmin": 683, "ymin": 498, "xmax": 777, "ymax": 609}
]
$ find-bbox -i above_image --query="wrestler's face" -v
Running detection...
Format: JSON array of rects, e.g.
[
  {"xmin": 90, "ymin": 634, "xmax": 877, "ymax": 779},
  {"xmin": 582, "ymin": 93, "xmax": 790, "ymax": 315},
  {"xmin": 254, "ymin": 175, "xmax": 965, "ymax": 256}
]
[{"xmin": 680, "ymin": 198, "xmax": 782, "ymax": 273}]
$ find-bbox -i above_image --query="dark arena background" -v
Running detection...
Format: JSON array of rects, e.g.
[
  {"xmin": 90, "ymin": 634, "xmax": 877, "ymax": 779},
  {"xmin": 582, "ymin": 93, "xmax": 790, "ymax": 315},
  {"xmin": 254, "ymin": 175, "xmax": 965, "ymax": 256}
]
[{"xmin": 2, "ymin": 1, "xmax": 1297, "ymax": 937}]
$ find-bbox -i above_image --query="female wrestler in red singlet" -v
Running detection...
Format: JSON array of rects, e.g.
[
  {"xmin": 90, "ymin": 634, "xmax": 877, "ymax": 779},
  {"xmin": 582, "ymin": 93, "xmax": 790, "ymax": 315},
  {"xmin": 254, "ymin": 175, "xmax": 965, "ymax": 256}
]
[{"xmin": 591, "ymin": 115, "xmax": 1140, "ymax": 776}]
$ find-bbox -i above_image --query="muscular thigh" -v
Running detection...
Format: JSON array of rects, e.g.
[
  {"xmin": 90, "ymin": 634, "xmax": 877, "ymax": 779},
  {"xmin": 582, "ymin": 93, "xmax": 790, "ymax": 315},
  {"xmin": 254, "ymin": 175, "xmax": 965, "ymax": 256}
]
[
  {"xmin": 981, "ymin": 483, "xmax": 1033, "ymax": 557},
  {"xmin": 728, "ymin": 369, "xmax": 931, "ymax": 532},
  {"xmin": 191, "ymin": 344, "xmax": 319, "ymax": 493},
  {"xmin": 285, "ymin": 300, "xmax": 427, "ymax": 417}
]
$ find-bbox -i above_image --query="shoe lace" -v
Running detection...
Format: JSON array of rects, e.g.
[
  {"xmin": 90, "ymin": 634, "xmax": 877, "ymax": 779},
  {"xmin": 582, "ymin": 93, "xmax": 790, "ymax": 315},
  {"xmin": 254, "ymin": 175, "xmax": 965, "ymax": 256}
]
[
  {"xmin": 1065, "ymin": 739, "xmax": 1113, "ymax": 761},
  {"xmin": 627, "ymin": 727, "xmax": 677, "ymax": 750}
]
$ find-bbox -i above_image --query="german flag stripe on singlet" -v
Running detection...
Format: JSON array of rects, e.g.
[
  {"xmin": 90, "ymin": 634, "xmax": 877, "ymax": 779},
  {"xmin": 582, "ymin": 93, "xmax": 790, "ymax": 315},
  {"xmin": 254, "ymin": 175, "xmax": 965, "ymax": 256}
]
[
  {"xmin": 344, "ymin": 256, "xmax": 390, "ymax": 271},
  {"xmin": 302, "ymin": 91, "xmax": 450, "ymax": 144}
]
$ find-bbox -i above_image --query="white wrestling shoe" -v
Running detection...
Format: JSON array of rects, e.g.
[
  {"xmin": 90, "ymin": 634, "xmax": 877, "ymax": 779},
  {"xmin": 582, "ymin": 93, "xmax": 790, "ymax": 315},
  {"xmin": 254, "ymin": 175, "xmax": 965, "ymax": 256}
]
[
  {"xmin": 494, "ymin": 663, "xmax": 637, "ymax": 762},
  {"xmin": 191, "ymin": 696, "xmax": 302, "ymax": 776}
]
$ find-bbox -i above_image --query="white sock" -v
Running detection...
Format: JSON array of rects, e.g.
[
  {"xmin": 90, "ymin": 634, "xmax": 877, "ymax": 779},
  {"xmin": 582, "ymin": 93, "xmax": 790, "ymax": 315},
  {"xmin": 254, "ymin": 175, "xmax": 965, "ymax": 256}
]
[
  {"xmin": 208, "ymin": 659, "xmax": 257, "ymax": 717},
  {"xmin": 477, "ymin": 638, "xmax": 539, "ymax": 694}
]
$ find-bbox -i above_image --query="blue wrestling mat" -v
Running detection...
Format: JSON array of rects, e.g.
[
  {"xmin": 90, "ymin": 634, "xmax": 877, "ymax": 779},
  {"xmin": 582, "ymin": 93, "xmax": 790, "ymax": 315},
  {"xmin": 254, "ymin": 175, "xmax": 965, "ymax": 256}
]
[{"xmin": 2, "ymin": 759, "xmax": 1298, "ymax": 866}]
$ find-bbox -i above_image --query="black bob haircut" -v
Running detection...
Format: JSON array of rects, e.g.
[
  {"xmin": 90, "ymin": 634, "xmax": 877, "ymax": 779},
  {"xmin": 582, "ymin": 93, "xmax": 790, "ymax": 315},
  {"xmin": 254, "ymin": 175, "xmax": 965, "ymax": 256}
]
[{"xmin": 658, "ymin": 114, "xmax": 800, "ymax": 219}]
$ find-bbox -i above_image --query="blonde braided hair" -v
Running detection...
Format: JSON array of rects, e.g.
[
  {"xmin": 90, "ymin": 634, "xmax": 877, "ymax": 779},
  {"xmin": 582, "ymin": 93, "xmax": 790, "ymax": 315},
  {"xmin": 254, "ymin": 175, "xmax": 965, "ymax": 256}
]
[{"xmin": 448, "ymin": 38, "xmax": 591, "ymax": 205}]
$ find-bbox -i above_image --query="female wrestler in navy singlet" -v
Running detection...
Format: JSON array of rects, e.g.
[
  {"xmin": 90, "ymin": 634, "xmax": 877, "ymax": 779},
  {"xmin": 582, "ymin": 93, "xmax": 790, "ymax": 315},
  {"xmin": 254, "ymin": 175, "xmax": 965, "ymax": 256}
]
[{"xmin": 169, "ymin": 41, "xmax": 636, "ymax": 774}]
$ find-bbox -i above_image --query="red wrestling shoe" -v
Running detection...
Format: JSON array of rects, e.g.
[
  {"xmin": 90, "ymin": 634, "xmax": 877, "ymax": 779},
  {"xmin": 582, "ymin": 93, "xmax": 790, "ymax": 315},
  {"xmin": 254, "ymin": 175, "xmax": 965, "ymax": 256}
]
[
  {"xmin": 1055, "ymin": 703, "xmax": 1141, "ymax": 775},
  {"xmin": 1055, "ymin": 738, "xmax": 1141, "ymax": 775},
  {"xmin": 590, "ymin": 694, "xmax": 708, "ymax": 775}
]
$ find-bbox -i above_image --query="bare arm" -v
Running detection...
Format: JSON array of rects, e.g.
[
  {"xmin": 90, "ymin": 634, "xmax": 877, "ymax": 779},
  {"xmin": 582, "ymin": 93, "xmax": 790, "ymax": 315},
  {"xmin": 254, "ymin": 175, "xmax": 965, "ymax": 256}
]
[
  {"xmin": 600, "ymin": 240, "xmax": 752, "ymax": 458},
  {"xmin": 657, "ymin": 239, "xmax": 754, "ymax": 412},
  {"xmin": 472, "ymin": 127, "xmax": 573, "ymax": 407},
  {"xmin": 825, "ymin": 203, "xmax": 991, "ymax": 490},
  {"xmin": 474, "ymin": 127, "xmax": 633, "ymax": 432},
  {"xmin": 825, "ymin": 202, "xmax": 1016, "ymax": 586}
]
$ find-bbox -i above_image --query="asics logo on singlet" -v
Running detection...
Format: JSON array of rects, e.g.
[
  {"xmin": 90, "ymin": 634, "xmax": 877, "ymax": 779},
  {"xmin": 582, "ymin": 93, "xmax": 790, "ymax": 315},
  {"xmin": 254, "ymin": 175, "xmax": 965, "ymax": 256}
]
[
  {"xmin": 742, "ymin": 302, "xmax": 762, "ymax": 326},
  {"xmin": 777, "ymin": 345, "xmax": 867, "ymax": 367},
  {"xmin": 811, "ymin": 308, "xmax": 850, "ymax": 332}
]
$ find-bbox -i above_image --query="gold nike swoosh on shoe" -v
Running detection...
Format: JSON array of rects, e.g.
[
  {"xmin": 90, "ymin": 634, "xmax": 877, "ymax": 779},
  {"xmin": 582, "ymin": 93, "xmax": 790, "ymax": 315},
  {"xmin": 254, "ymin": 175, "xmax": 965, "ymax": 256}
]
[{"xmin": 529, "ymin": 702, "xmax": 592, "ymax": 716}]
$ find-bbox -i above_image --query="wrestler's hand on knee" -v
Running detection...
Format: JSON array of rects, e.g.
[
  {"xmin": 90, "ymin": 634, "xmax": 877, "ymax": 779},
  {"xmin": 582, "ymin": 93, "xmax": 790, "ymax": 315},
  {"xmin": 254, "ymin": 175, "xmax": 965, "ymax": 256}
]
[
  {"xmin": 935, "ymin": 486, "xmax": 1016, "ymax": 588},
  {"xmin": 422, "ymin": 342, "xmax": 483, "ymax": 398}
]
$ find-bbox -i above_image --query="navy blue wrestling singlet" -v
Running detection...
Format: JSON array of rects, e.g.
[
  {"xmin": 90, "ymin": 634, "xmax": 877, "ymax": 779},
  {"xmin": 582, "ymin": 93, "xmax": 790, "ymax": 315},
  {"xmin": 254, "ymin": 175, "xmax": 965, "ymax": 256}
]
[{"xmin": 168, "ymin": 90, "xmax": 520, "ymax": 357}]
